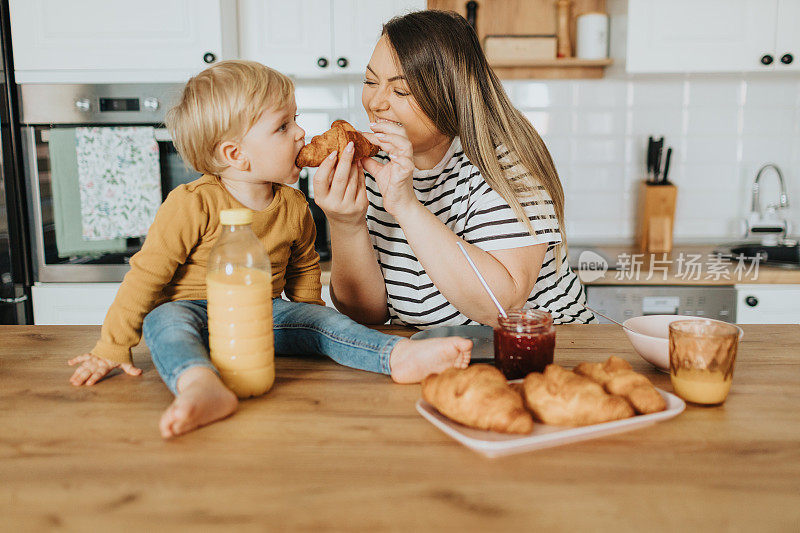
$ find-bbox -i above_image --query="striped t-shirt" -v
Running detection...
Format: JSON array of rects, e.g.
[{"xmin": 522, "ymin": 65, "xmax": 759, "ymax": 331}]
[{"xmin": 364, "ymin": 136, "xmax": 595, "ymax": 328}]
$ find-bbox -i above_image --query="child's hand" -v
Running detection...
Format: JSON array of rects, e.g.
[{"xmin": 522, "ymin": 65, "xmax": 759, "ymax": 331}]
[{"xmin": 67, "ymin": 353, "xmax": 142, "ymax": 386}]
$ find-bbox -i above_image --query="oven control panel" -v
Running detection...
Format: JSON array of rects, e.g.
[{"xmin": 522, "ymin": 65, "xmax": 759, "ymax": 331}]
[
  {"xmin": 20, "ymin": 83, "xmax": 178, "ymax": 124},
  {"xmin": 586, "ymin": 286, "xmax": 737, "ymax": 324}
]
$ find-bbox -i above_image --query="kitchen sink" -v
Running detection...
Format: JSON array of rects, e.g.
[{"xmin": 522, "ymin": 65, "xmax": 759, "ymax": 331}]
[{"xmin": 714, "ymin": 242, "xmax": 800, "ymax": 269}]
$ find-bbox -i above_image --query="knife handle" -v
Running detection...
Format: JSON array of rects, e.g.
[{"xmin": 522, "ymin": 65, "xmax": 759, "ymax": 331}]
[
  {"xmin": 466, "ymin": 1, "xmax": 478, "ymax": 29},
  {"xmin": 662, "ymin": 147, "xmax": 672, "ymax": 183}
]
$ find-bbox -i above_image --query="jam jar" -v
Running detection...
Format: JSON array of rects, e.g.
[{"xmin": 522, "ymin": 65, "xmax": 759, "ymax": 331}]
[{"xmin": 493, "ymin": 309, "xmax": 556, "ymax": 379}]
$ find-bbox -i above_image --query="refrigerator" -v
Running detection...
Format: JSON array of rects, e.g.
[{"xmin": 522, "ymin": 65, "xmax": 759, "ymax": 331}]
[{"xmin": 0, "ymin": 0, "xmax": 32, "ymax": 325}]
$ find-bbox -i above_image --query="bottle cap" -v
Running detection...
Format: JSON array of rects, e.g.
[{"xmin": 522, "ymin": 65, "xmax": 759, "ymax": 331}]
[{"xmin": 220, "ymin": 208, "xmax": 253, "ymax": 225}]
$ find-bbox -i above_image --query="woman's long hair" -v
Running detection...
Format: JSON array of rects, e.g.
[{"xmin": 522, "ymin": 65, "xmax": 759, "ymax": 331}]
[{"xmin": 382, "ymin": 10, "xmax": 568, "ymax": 267}]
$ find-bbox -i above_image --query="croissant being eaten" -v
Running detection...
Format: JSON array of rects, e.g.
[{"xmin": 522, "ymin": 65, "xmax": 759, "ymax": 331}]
[{"xmin": 295, "ymin": 120, "xmax": 379, "ymax": 168}]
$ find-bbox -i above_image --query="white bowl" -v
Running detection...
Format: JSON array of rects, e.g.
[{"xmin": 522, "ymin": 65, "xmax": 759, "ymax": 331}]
[{"xmin": 621, "ymin": 315, "xmax": 743, "ymax": 372}]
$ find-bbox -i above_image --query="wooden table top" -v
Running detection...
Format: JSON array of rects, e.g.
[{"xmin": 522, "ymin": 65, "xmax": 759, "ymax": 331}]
[{"xmin": 2, "ymin": 324, "xmax": 799, "ymax": 531}]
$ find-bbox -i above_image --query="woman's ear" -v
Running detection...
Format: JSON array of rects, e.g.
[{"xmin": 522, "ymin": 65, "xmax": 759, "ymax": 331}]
[{"xmin": 218, "ymin": 140, "xmax": 250, "ymax": 171}]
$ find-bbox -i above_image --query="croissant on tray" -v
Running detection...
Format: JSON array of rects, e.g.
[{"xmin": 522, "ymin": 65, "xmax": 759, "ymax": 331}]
[
  {"xmin": 295, "ymin": 120, "xmax": 379, "ymax": 168},
  {"xmin": 422, "ymin": 365, "xmax": 534, "ymax": 435},
  {"xmin": 573, "ymin": 355, "xmax": 666, "ymax": 415},
  {"xmin": 522, "ymin": 364, "xmax": 635, "ymax": 427}
]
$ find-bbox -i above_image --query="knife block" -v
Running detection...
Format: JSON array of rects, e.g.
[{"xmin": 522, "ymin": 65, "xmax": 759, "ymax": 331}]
[{"xmin": 637, "ymin": 182, "xmax": 677, "ymax": 253}]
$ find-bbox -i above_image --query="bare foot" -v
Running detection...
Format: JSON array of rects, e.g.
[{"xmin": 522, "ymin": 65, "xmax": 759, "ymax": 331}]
[
  {"xmin": 159, "ymin": 367, "xmax": 238, "ymax": 439},
  {"xmin": 389, "ymin": 337, "xmax": 472, "ymax": 384}
]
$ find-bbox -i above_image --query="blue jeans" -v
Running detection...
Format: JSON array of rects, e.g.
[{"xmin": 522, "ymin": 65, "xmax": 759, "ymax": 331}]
[{"xmin": 142, "ymin": 299, "xmax": 400, "ymax": 395}]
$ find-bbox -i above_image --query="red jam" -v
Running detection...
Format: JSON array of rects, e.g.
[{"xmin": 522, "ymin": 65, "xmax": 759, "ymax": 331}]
[{"xmin": 494, "ymin": 309, "xmax": 556, "ymax": 379}]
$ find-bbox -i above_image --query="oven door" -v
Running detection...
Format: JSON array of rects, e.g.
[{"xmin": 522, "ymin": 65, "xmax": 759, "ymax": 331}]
[{"xmin": 22, "ymin": 125, "xmax": 200, "ymax": 282}]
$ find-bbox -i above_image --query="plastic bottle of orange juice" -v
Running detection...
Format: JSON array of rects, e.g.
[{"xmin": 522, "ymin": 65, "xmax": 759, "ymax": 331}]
[{"xmin": 206, "ymin": 208, "xmax": 274, "ymax": 398}]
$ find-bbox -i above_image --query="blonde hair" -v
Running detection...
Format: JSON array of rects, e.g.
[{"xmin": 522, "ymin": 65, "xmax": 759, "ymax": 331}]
[
  {"xmin": 383, "ymin": 11, "xmax": 568, "ymax": 269},
  {"xmin": 165, "ymin": 60, "xmax": 294, "ymax": 175}
]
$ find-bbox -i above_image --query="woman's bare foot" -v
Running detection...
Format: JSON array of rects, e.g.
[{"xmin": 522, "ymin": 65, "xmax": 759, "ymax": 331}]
[
  {"xmin": 389, "ymin": 337, "xmax": 472, "ymax": 384},
  {"xmin": 159, "ymin": 367, "xmax": 238, "ymax": 439}
]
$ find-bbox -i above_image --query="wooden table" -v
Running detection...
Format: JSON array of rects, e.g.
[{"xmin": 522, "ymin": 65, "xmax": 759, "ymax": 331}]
[{"xmin": 2, "ymin": 325, "xmax": 799, "ymax": 531}]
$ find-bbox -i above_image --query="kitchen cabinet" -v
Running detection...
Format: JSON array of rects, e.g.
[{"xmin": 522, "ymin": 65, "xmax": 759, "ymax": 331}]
[
  {"xmin": 775, "ymin": 0, "xmax": 800, "ymax": 71},
  {"xmin": 626, "ymin": 0, "xmax": 800, "ymax": 73},
  {"xmin": 9, "ymin": 0, "xmax": 238, "ymax": 83},
  {"xmin": 32, "ymin": 283, "xmax": 120, "ymax": 325},
  {"xmin": 32, "ymin": 281, "xmax": 334, "ymax": 326},
  {"xmin": 238, "ymin": 0, "xmax": 425, "ymax": 78},
  {"xmin": 735, "ymin": 284, "xmax": 800, "ymax": 324}
]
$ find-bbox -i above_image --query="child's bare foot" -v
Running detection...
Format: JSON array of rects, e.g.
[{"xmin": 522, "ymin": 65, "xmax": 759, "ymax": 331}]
[
  {"xmin": 389, "ymin": 337, "xmax": 472, "ymax": 384},
  {"xmin": 159, "ymin": 367, "xmax": 238, "ymax": 439}
]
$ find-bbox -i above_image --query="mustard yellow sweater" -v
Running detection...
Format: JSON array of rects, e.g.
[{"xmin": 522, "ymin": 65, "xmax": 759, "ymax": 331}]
[{"xmin": 92, "ymin": 175, "xmax": 323, "ymax": 364}]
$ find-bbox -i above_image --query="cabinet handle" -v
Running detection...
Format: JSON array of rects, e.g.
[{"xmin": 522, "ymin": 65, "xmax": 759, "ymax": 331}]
[
  {"xmin": 336, "ymin": 57, "xmax": 348, "ymax": 68},
  {"xmin": 781, "ymin": 53, "xmax": 794, "ymax": 65},
  {"xmin": 203, "ymin": 52, "xmax": 217, "ymax": 64},
  {"xmin": 317, "ymin": 57, "xmax": 329, "ymax": 68},
  {"xmin": 745, "ymin": 296, "xmax": 759, "ymax": 307},
  {"xmin": 760, "ymin": 54, "xmax": 774, "ymax": 66}
]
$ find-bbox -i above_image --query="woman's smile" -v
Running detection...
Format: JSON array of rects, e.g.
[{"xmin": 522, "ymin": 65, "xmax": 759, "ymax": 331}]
[{"xmin": 374, "ymin": 117, "xmax": 403, "ymax": 127}]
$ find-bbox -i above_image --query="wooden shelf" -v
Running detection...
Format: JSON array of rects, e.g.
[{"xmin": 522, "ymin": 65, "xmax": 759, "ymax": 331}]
[
  {"xmin": 491, "ymin": 58, "xmax": 613, "ymax": 80},
  {"xmin": 428, "ymin": 0, "xmax": 610, "ymax": 79},
  {"xmin": 490, "ymin": 58, "xmax": 612, "ymax": 68}
]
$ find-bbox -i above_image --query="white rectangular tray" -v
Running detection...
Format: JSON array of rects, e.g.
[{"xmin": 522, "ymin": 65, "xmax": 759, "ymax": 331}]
[{"xmin": 416, "ymin": 388, "xmax": 685, "ymax": 458}]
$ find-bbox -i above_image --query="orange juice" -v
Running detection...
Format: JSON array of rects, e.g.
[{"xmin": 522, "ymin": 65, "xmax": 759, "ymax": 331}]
[
  {"xmin": 670, "ymin": 368, "xmax": 732, "ymax": 405},
  {"xmin": 206, "ymin": 209, "xmax": 274, "ymax": 398}
]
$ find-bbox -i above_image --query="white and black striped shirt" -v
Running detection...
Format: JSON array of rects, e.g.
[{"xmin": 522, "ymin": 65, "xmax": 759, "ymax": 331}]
[{"xmin": 365, "ymin": 137, "xmax": 594, "ymax": 328}]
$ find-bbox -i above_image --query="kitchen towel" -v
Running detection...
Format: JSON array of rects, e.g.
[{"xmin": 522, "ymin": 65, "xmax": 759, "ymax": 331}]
[
  {"xmin": 48, "ymin": 128, "xmax": 128, "ymax": 257},
  {"xmin": 75, "ymin": 126, "xmax": 162, "ymax": 240}
]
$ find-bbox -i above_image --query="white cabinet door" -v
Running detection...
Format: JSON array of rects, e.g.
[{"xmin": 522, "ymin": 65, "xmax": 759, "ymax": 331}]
[
  {"xmin": 10, "ymin": 0, "xmax": 237, "ymax": 83},
  {"xmin": 332, "ymin": 0, "xmax": 426, "ymax": 75},
  {"xmin": 238, "ymin": 0, "xmax": 332, "ymax": 77},
  {"xmin": 735, "ymin": 285, "xmax": 800, "ymax": 324},
  {"xmin": 32, "ymin": 283, "xmax": 121, "ymax": 325},
  {"xmin": 239, "ymin": 0, "xmax": 425, "ymax": 77},
  {"xmin": 626, "ymin": 0, "xmax": 779, "ymax": 73},
  {"xmin": 775, "ymin": 0, "xmax": 800, "ymax": 71}
]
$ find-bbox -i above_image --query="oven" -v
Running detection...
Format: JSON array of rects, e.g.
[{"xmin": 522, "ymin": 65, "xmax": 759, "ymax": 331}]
[{"xmin": 20, "ymin": 84, "xmax": 201, "ymax": 282}]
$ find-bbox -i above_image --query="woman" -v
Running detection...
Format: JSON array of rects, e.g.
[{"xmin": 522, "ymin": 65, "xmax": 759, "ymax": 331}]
[{"xmin": 313, "ymin": 10, "xmax": 594, "ymax": 328}]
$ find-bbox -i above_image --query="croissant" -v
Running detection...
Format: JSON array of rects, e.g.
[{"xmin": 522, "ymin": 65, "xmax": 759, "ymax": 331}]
[
  {"xmin": 573, "ymin": 355, "xmax": 666, "ymax": 415},
  {"xmin": 295, "ymin": 120, "xmax": 379, "ymax": 167},
  {"xmin": 522, "ymin": 364, "xmax": 634, "ymax": 427},
  {"xmin": 421, "ymin": 365, "xmax": 534, "ymax": 435}
]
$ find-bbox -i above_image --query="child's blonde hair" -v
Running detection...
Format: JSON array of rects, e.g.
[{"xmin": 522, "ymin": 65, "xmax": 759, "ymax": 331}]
[{"xmin": 166, "ymin": 60, "xmax": 294, "ymax": 175}]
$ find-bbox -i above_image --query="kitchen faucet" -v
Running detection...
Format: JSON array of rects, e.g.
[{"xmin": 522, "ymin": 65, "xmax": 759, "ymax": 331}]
[
  {"xmin": 751, "ymin": 163, "xmax": 789, "ymax": 214},
  {"xmin": 744, "ymin": 163, "xmax": 791, "ymax": 245}
]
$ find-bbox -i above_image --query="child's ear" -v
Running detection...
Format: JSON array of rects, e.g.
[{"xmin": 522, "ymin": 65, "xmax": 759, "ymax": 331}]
[{"xmin": 218, "ymin": 141, "xmax": 250, "ymax": 171}]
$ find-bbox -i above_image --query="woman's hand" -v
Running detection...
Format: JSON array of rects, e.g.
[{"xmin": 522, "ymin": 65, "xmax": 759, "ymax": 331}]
[
  {"xmin": 361, "ymin": 122, "xmax": 419, "ymax": 217},
  {"xmin": 68, "ymin": 353, "xmax": 141, "ymax": 386},
  {"xmin": 312, "ymin": 141, "xmax": 369, "ymax": 228}
]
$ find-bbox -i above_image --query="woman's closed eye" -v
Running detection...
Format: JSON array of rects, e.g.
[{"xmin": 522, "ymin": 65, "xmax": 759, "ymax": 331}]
[{"xmin": 363, "ymin": 79, "xmax": 409, "ymax": 97}]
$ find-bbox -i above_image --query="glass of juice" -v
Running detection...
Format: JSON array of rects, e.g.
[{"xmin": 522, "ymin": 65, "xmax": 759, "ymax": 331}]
[
  {"xmin": 668, "ymin": 319, "xmax": 743, "ymax": 405},
  {"xmin": 493, "ymin": 309, "xmax": 556, "ymax": 380}
]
